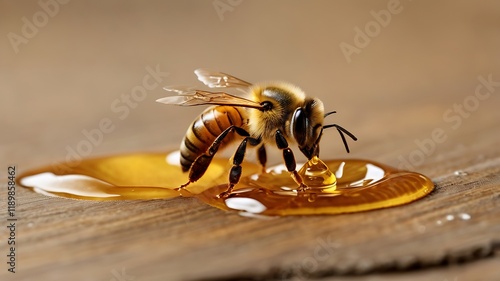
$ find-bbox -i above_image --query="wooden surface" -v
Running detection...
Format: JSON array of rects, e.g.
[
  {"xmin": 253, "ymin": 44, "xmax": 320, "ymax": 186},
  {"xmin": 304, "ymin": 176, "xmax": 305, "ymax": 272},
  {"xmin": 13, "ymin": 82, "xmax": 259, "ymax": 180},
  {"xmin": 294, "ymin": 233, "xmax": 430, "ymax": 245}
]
[{"xmin": 1, "ymin": 1, "xmax": 500, "ymax": 280}]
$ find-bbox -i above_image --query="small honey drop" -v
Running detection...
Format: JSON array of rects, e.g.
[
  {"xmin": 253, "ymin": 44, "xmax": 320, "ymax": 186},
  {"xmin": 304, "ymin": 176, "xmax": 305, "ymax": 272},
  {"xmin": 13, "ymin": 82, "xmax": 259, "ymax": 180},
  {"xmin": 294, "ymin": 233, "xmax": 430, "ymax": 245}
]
[
  {"xmin": 454, "ymin": 170, "xmax": 468, "ymax": 176},
  {"xmin": 298, "ymin": 156, "xmax": 336, "ymax": 189}
]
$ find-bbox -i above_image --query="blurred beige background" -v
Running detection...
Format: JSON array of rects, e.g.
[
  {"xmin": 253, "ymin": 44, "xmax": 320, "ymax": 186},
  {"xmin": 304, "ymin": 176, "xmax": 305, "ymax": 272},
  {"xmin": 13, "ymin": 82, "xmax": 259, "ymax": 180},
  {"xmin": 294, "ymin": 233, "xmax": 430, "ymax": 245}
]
[
  {"xmin": 1, "ymin": 1, "xmax": 500, "ymax": 280},
  {"xmin": 2, "ymin": 0, "xmax": 499, "ymax": 172}
]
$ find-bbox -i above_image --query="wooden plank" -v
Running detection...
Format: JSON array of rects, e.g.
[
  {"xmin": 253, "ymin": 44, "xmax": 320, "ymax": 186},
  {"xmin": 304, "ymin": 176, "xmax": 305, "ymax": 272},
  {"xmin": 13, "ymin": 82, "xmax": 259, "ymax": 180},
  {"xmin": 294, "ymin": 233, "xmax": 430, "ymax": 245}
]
[
  {"xmin": 2, "ymin": 1, "xmax": 500, "ymax": 280},
  {"xmin": 1, "ymin": 133, "xmax": 498, "ymax": 280}
]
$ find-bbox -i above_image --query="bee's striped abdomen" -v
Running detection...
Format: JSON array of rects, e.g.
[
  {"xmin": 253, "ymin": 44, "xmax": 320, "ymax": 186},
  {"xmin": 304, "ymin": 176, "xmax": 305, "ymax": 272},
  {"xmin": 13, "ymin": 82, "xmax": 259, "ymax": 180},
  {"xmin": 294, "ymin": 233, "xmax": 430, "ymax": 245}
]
[{"xmin": 180, "ymin": 106, "xmax": 247, "ymax": 172}]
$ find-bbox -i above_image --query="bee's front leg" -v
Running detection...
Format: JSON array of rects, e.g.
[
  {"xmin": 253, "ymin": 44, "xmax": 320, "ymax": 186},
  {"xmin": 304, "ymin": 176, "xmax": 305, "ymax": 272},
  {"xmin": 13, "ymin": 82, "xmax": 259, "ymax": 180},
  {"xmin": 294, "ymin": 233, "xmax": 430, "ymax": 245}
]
[{"xmin": 275, "ymin": 129, "xmax": 307, "ymax": 191}]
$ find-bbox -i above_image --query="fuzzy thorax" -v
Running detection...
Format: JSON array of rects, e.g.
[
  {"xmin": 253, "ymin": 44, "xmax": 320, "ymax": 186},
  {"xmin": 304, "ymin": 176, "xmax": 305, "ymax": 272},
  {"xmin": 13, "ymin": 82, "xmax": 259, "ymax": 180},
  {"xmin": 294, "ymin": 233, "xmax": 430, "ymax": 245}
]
[{"xmin": 247, "ymin": 82, "xmax": 325, "ymax": 147}]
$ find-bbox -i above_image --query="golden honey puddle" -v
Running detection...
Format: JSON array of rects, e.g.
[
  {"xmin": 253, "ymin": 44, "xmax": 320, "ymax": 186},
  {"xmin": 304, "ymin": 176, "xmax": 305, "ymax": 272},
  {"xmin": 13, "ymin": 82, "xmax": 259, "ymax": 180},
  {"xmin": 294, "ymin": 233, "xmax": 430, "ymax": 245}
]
[
  {"xmin": 18, "ymin": 151, "xmax": 258, "ymax": 200},
  {"xmin": 198, "ymin": 157, "xmax": 434, "ymax": 216},
  {"xmin": 19, "ymin": 151, "xmax": 434, "ymax": 216}
]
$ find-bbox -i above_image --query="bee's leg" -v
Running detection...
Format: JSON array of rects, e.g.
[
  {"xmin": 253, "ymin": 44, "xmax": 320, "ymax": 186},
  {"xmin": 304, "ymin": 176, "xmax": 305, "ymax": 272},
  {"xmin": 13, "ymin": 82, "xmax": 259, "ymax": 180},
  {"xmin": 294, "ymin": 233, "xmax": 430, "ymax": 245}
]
[
  {"xmin": 257, "ymin": 144, "xmax": 267, "ymax": 173},
  {"xmin": 275, "ymin": 129, "xmax": 307, "ymax": 191},
  {"xmin": 218, "ymin": 136, "xmax": 261, "ymax": 198},
  {"xmin": 179, "ymin": 125, "xmax": 250, "ymax": 190}
]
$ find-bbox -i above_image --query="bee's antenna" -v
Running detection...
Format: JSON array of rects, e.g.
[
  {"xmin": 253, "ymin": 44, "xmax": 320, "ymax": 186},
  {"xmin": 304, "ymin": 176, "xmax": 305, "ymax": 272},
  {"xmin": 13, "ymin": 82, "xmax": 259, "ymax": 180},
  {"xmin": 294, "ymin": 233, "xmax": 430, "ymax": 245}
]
[
  {"xmin": 323, "ymin": 124, "xmax": 358, "ymax": 153},
  {"xmin": 324, "ymin": 111, "xmax": 337, "ymax": 118}
]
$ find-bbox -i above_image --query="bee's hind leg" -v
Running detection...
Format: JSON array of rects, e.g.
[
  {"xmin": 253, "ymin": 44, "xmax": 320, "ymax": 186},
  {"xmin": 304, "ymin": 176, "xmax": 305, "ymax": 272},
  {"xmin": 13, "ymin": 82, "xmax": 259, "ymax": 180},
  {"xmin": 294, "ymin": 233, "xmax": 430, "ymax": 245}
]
[
  {"xmin": 180, "ymin": 125, "xmax": 250, "ymax": 195},
  {"xmin": 175, "ymin": 153, "xmax": 213, "ymax": 192}
]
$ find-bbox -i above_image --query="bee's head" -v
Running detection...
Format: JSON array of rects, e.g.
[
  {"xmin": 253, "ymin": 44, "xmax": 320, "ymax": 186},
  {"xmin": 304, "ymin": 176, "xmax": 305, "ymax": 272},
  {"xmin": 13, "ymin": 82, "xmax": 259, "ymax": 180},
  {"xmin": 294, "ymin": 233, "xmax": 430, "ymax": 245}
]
[{"xmin": 291, "ymin": 98, "xmax": 325, "ymax": 160}]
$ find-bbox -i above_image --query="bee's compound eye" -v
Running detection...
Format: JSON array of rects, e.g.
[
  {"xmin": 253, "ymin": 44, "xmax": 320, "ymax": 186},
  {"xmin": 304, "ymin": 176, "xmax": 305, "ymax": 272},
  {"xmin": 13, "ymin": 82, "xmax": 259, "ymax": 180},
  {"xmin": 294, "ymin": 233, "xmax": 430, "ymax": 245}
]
[
  {"xmin": 260, "ymin": 101, "xmax": 273, "ymax": 111},
  {"xmin": 292, "ymin": 108, "xmax": 307, "ymax": 145}
]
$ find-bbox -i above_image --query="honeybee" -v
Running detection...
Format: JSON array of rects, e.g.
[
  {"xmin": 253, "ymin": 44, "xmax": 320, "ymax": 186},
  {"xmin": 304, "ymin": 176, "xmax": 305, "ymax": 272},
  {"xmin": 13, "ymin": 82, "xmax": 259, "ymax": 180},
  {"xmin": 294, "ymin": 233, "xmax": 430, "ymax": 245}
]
[{"xmin": 157, "ymin": 69, "xmax": 357, "ymax": 197}]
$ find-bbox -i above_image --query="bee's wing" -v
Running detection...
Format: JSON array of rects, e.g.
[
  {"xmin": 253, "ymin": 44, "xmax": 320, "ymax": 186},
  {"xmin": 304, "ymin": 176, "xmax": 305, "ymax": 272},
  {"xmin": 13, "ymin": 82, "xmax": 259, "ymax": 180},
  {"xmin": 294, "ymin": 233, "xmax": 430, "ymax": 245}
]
[
  {"xmin": 194, "ymin": 69, "xmax": 253, "ymax": 89},
  {"xmin": 157, "ymin": 88, "xmax": 263, "ymax": 109}
]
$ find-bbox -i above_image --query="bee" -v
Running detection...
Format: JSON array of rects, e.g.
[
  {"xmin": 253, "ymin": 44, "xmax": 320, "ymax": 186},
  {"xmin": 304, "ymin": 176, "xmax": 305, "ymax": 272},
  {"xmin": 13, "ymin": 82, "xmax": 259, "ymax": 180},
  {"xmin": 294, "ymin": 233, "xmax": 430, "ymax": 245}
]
[{"xmin": 157, "ymin": 69, "xmax": 357, "ymax": 197}]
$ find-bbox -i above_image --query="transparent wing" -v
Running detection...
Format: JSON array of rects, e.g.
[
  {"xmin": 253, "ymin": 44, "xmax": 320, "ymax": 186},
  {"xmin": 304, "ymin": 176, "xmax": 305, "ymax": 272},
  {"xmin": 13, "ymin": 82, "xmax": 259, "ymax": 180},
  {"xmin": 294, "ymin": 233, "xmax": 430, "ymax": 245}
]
[
  {"xmin": 157, "ymin": 88, "xmax": 263, "ymax": 109},
  {"xmin": 161, "ymin": 85, "xmax": 197, "ymax": 95},
  {"xmin": 194, "ymin": 69, "xmax": 253, "ymax": 89}
]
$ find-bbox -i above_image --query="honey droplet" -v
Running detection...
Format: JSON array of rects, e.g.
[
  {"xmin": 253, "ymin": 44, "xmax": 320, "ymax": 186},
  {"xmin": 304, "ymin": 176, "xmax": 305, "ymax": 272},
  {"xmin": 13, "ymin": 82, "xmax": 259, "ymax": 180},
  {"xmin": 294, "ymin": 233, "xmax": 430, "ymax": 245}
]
[
  {"xmin": 196, "ymin": 159, "xmax": 434, "ymax": 216},
  {"xmin": 298, "ymin": 156, "xmax": 336, "ymax": 190}
]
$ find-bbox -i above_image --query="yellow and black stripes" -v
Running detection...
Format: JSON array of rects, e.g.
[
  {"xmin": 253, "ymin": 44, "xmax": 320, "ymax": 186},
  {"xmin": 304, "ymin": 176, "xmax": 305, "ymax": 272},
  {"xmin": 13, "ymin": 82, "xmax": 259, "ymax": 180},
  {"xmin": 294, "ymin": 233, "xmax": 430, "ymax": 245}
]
[{"xmin": 179, "ymin": 106, "xmax": 248, "ymax": 172}]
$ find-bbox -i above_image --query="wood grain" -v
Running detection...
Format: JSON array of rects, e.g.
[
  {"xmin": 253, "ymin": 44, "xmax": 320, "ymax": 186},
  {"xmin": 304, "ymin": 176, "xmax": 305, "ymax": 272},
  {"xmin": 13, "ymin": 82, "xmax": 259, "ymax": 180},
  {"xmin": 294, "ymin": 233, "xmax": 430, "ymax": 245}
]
[{"xmin": 1, "ymin": 1, "xmax": 500, "ymax": 281}]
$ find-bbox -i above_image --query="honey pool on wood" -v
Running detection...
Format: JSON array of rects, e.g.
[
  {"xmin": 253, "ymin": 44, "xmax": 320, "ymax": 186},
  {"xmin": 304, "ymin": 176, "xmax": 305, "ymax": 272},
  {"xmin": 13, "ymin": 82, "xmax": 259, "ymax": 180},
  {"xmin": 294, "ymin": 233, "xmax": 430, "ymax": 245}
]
[
  {"xmin": 18, "ymin": 151, "xmax": 254, "ymax": 200},
  {"xmin": 198, "ymin": 157, "xmax": 434, "ymax": 216},
  {"xmin": 19, "ymin": 151, "xmax": 434, "ymax": 216}
]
